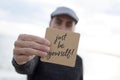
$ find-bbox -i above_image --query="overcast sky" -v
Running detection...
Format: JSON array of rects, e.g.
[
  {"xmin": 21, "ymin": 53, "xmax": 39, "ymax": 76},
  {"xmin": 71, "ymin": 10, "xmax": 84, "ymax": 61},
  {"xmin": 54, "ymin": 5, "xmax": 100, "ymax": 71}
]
[
  {"xmin": 0, "ymin": 0, "xmax": 120, "ymax": 56},
  {"xmin": 0, "ymin": 1, "xmax": 120, "ymax": 80}
]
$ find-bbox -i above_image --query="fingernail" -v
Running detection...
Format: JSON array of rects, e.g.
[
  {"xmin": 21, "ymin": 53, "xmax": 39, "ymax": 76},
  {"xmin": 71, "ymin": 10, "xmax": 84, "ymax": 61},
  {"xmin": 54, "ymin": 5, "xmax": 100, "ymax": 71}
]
[
  {"xmin": 42, "ymin": 52, "xmax": 48, "ymax": 57},
  {"xmin": 46, "ymin": 47, "xmax": 50, "ymax": 52},
  {"xmin": 45, "ymin": 39, "xmax": 50, "ymax": 46}
]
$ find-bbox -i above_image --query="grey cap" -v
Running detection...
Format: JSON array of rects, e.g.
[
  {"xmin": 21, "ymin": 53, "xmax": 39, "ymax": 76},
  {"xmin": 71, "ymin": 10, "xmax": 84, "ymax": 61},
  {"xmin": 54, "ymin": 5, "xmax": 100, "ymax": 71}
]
[{"xmin": 51, "ymin": 7, "xmax": 79, "ymax": 24}]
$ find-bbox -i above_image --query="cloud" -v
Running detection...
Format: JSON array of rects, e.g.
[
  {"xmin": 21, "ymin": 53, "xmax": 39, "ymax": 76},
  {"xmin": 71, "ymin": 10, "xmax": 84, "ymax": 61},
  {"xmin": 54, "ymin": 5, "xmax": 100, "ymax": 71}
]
[
  {"xmin": 0, "ymin": 1, "xmax": 120, "ymax": 79},
  {"xmin": 0, "ymin": 20, "xmax": 47, "ymax": 37},
  {"xmin": 106, "ymin": 1, "xmax": 120, "ymax": 15},
  {"xmin": 1, "ymin": 0, "xmax": 119, "ymax": 26},
  {"xmin": 0, "ymin": 8, "xmax": 9, "ymax": 18},
  {"xmin": 0, "ymin": 0, "xmax": 51, "ymax": 24},
  {"xmin": 0, "ymin": 0, "xmax": 120, "ymax": 56},
  {"xmin": 69, "ymin": 0, "xmax": 120, "ymax": 15},
  {"xmin": 111, "ymin": 27, "xmax": 120, "ymax": 35},
  {"xmin": 76, "ymin": 12, "xmax": 120, "ymax": 56}
]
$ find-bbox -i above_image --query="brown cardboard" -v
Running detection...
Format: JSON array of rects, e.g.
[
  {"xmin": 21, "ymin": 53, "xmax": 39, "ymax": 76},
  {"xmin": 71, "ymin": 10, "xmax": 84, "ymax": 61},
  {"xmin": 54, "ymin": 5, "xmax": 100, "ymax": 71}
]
[{"xmin": 41, "ymin": 28, "xmax": 80, "ymax": 67}]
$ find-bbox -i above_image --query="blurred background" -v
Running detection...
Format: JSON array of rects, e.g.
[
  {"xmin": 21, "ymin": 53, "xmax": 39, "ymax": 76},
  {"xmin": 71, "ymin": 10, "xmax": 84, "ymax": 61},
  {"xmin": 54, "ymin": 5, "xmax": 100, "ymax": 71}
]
[{"xmin": 0, "ymin": 0, "xmax": 120, "ymax": 80}]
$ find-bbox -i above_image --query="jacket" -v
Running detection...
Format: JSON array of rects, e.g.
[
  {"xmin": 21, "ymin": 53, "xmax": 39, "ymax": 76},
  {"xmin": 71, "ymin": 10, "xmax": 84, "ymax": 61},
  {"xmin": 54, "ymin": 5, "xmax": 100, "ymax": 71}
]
[{"xmin": 12, "ymin": 55, "xmax": 83, "ymax": 80}]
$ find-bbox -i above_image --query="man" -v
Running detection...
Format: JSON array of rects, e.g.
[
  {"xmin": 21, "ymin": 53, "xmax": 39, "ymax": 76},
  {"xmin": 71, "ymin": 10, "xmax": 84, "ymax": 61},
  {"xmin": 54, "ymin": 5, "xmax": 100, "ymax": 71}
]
[{"xmin": 12, "ymin": 6, "xmax": 83, "ymax": 80}]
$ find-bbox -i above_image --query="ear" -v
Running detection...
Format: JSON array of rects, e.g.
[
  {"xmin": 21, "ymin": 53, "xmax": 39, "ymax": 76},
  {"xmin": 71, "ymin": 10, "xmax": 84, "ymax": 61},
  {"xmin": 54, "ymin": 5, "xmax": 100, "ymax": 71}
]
[
  {"xmin": 49, "ymin": 19, "xmax": 52, "ymax": 27},
  {"xmin": 72, "ymin": 26, "xmax": 76, "ymax": 32}
]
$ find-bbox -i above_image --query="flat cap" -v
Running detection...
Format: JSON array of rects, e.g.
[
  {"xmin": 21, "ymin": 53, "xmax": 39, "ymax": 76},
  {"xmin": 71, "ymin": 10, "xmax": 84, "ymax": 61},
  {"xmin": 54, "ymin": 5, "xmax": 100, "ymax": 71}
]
[{"xmin": 51, "ymin": 7, "xmax": 79, "ymax": 24}]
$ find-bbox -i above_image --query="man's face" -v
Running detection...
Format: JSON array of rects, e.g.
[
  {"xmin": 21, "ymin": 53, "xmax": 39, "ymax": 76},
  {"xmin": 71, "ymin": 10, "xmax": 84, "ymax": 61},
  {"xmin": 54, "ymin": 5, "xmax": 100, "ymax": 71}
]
[{"xmin": 49, "ymin": 15, "xmax": 76, "ymax": 32}]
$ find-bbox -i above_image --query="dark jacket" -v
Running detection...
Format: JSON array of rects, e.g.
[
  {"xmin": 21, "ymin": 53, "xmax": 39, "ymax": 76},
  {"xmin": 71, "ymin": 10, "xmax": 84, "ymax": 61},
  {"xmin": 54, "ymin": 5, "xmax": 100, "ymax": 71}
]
[{"xmin": 12, "ymin": 55, "xmax": 83, "ymax": 80}]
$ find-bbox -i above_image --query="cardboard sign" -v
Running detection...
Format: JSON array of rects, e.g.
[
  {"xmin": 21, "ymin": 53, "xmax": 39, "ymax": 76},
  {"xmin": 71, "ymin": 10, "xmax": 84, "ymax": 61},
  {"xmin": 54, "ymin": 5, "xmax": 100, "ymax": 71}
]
[{"xmin": 41, "ymin": 28, "xmax": 80, "ymax": 67}]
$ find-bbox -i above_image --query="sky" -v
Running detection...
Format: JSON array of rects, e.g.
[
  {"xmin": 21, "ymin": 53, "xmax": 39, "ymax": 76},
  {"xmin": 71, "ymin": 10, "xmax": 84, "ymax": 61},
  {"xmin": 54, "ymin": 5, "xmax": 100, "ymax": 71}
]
[
  {"xmin": 0, "ymin": 0, "xmax": 120, "ymax": 80},
  {"xmin": 0, "ymin": 0, "xmax": 120, "ymax": 56}
]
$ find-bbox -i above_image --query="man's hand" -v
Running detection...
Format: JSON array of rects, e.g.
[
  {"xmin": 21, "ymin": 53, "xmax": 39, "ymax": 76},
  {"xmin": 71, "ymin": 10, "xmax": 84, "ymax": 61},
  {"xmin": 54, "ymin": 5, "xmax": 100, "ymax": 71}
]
[{"xmin": 13, "ymin": 34, "xmax": 50, "ymax": 65}]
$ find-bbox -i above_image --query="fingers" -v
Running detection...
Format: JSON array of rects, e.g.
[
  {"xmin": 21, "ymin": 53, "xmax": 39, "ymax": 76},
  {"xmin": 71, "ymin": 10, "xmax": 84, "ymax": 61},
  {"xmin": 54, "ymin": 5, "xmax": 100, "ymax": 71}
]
[
  {"xmin": 13, "ymin": 34, "xmax": 50, "ymax": 65},
  {"xmin": 14, "ymin": 54, "xmax": 35, "ymax": 65},
  {"xmin": 14, "ymin": 47, "xmax": 48, "ymax": 57},
  {"xmin": 18, "ymin": 34, "xmax": 50, "ymax": 46},
  {"xmin": 14, "ymin": 40, "xmax": 50, "ymax": 52}
]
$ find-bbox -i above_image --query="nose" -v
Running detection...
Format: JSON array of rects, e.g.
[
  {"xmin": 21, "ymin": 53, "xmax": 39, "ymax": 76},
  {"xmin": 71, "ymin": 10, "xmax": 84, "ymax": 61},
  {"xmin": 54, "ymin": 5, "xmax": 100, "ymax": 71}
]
[{"xmin": 58, "ymin": 24, "xmax": 66, "ymax": 31}]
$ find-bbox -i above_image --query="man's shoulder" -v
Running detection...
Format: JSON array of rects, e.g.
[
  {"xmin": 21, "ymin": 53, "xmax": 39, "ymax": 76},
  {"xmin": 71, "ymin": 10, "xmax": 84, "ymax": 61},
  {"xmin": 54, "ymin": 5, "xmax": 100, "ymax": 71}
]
[{"xmin": 76, "ymin": 55, "xmax": 83, "ymax": 67}]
